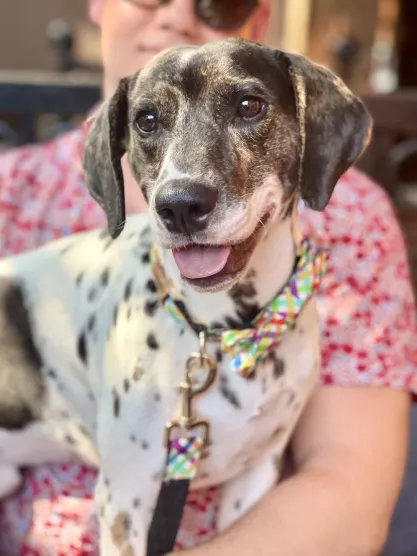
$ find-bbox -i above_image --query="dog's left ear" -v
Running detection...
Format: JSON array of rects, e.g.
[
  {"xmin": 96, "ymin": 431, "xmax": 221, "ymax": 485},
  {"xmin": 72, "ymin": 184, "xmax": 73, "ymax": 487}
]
[
  {"xmin": 83, "ymin": 77, "xmax": 130, "ymax": 238},
  {"xmin": 277, "ymin": 51, "xmax": 373, "ymax": 211}
]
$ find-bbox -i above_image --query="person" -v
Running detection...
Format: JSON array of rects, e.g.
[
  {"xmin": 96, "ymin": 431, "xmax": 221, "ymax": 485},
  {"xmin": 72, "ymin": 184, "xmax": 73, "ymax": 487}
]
[{"xmin": 0, "ymin": 1, "xmax": 416, "ymax": 554}]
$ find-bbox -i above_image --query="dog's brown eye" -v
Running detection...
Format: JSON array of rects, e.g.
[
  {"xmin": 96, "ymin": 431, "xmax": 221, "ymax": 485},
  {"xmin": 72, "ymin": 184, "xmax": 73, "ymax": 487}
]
[
  {"xmin": 238, "ymin": 96, "xmax": 264, "ymax": 119},
  {"xmin": 136, "ymin": 112, "xmax": 157, "ymax": 134}
]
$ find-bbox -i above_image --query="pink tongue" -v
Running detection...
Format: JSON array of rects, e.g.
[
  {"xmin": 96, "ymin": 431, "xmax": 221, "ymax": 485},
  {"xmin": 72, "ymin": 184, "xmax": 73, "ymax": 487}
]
[{"xmin": 173, "ymin": 245, "xmax": 231, "ymax": 279}]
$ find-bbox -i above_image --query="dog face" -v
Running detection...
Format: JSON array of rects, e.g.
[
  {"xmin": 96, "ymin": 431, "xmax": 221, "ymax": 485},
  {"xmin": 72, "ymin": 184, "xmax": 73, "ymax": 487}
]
[{"xmin": 83, "ymin": 38, "xmax": 372, "ymax": 292}]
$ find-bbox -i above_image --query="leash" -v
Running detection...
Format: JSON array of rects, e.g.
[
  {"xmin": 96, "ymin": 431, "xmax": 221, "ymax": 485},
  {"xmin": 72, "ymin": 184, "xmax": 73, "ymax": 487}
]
[
  {"xmin": 146, "ymin": 238, "xmax": 328, "ymax": 554},
  {"xmin": 147, "ymin": 331, "xmax": 216, "ymax": 555}
]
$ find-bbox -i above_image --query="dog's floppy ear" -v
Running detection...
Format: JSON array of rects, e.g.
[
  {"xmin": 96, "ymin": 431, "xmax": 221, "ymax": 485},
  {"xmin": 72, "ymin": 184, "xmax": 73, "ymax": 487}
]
[
  {"xmin": 279, "ymin": 51, "xmax": 373, "ymax": 211},
  {"xmin": 83, "ymin": 77, "xmax": 129, "ymax": 238}
]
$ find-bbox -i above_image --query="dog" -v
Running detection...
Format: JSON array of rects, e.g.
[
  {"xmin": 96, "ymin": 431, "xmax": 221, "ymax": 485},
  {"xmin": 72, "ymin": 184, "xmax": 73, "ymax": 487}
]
[{"xmin": 0, "ymin": 38, "xmax": 372, "ymax": 555}]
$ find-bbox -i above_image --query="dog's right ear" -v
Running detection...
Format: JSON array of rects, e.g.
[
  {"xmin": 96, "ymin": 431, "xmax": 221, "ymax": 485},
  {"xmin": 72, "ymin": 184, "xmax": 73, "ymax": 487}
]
[{"xmin": 83, "ymin": 77, "xmax": 130, "ymax": 239}]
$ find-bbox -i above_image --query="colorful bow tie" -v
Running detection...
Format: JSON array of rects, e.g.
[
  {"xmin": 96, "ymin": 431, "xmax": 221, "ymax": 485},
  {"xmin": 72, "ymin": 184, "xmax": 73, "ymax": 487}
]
[{"xmin": 151, "ymin": 239, "xmax": 328, "ymax": 378}]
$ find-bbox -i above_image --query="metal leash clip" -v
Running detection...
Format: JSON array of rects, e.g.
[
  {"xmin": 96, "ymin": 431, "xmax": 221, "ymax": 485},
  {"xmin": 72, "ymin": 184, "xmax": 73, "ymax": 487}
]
[{"xmin": 164, "ymin": 331, "xmax": 217, "ymax": 451}]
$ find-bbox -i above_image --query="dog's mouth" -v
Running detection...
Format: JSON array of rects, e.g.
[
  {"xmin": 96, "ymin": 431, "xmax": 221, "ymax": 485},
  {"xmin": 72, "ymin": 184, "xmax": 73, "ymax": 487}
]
[{"xmin": 172, "ymin": 213, "xmax": 271, "ymax": 291}]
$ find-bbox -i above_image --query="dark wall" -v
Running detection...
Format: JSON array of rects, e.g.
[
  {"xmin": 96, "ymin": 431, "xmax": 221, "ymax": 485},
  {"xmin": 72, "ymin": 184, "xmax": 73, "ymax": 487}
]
[{"xmin": 0, "ymin": 0, "xmax": 87, "ymax": 71}]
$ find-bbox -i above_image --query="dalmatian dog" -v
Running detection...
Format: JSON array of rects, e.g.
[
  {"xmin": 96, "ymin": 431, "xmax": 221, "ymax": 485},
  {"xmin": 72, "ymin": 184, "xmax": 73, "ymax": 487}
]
[{"xmin": 0, "ymin": 38, "xmax": 372, "ymax": 555}]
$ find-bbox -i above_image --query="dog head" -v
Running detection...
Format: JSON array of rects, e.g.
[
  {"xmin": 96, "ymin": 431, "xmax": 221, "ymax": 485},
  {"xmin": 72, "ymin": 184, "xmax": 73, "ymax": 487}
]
[{"xmin": 83, "ymin": 38, "xmax": 372, "ymax": 292}]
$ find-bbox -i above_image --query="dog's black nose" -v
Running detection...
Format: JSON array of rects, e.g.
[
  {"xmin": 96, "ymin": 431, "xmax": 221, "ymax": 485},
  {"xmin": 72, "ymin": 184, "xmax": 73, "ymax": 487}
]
[{"xmin": 155, "ymin": 183, "xmax": 218, "ymax": 234}]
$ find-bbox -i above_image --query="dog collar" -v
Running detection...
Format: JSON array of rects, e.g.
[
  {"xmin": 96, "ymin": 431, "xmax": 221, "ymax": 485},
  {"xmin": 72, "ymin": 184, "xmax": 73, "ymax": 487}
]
[{"xmin": 150, "ymin": 238, "xmax": 328, "ymax": 378}]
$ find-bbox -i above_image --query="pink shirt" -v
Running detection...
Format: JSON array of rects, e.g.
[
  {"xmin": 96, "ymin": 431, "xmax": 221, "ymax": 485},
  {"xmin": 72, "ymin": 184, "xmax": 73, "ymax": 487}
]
[{"xmin": 0, "ymin": 126, "xmax": 416, "ymax": 554}]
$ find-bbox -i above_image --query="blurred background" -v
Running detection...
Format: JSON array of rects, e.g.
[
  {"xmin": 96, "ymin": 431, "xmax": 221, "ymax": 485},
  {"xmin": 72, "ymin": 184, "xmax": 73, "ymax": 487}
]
[{"xmin": 0, "ymin": 3, "xmax": 416, "ymax": 553}]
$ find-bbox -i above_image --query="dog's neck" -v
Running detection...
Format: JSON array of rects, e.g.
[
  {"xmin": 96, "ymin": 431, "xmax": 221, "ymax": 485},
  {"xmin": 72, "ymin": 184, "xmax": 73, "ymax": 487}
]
[{"xmin": 159, "ymin": 208, "xmax": 300, "ymax": 331}]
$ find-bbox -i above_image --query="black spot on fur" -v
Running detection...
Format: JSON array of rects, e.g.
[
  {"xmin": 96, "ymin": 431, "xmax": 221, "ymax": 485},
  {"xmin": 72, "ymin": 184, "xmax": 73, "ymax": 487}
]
[
  {"xmin": 133, "ymin": 498, "xmax": 141, "ymax": 509},
  {"xmin": 142, "ymin": 252, "xmax": 150, "ymax": 264},
  {"xmin": 121, "ymin": 513, "xmax": 131, "ymax": 531},
  {"xmin": 113, "ymin": 306, "xmax": 119, "ymax": 326},
  {"xmin": 4, "ymin": 284, "xmax": 42, "ymax": 367},
  {"xmin": 78, "ymin": 424, "xmax": 89, "ymax": 437},
  {"xmin": 87, "ymin": 314, "xmax": 96, "ymax": 332},
  {"xmin": 227, "ymin": 280, "xmax": 261, "ymax": 328},
  {"xmin": 47, "ymin": 369, "xmax": 57, "ymax": 379},
  {"xmin": 127, "ymin": 307, "xmax": 132, "ymax": 320},
  {"xmin": 146, "ymin": 333, "xmax": 159, "ymax": 350},
  {"xmin": 146, "ymin": 280, "xmax": 157, "ymax": 294},
  {"xmin": 154, "ymin": 392, "xmax": 161, "ymax": 402},
  {"xmin": 219, "ymin": 375, "xmax": 241, "ymax": 409},
  {"xmin": 0, "ymin": 282, "xmax": 46, "ymax": 429},
  {"xmin": 271, "ymin": 354, "xmax": 285, "ymax": 379},
  {"xmin": 224, "ymin": 303, "xmax": 261, "ymax": 330},
  {"xmin": 133, "ymin": 366, "xmax": 144, "ymax": 381},
  {"xmin": 229, "ymin": 282, "xmax": 256, "ymax": 301},
  {"xmin": 215, "ymin": 349, "xmax": 223, "ymax": 363},
  {"xmin": 60, "ymin": 243, "xmax": 73, "ymax": 255},
  {"xmin": 141, "ymin": 441, "xmax": 149, "ymax": 450},
  {"xmin": 65, "ymin": 434, "xmax": 76, "ymax": 445},
  {"xmin": 77, "ymin": 333, "xmax": 88, "ymax": 365},
  {"xmin": 130, "ymin": 434, "xmax": 137, "ymax": 443},
  {"xmin": 234, "ymin": 500, "xmax": 242, "ymax": 511},
  {"xmin": 180, "ymin": 328, "xmax": 185, "ymax": 336},
  {"xmin": 101, "ymin": 268, "xmax": 110, "ymax": 287},
  {"xmin": 124, "ymin": 379, "xmax": 130, "ymax": 393},
  {"xmin": 124, "ymin": 280, "xmax": 133, "ymax": 301},
  {"xmin": 113, "ymin": 388, "xmax": 120, "ymax": 417},
  {"xmin": 88, "ymin": 286, "xmax": 98, "ymax": 302},
  {"xmin": 144, "ymin": 299, "xmax": 158, "ymax": 317},
  {"xmin": 75, "ymin": 273, "xmax": 84, "ymax": 286}
]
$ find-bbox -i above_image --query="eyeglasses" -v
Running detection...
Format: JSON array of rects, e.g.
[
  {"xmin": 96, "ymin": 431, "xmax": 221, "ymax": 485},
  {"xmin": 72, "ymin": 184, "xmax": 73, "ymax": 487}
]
[{"xmin": 125, "ymin": 0, "xmax": 259, "ymax": 31}]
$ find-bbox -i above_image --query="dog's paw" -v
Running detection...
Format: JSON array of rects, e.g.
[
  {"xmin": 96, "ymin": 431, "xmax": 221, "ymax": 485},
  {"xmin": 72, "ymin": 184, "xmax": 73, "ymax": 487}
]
[{"xmin": 0, "ymin": 465, "xmax": 21, "ymax": 498}]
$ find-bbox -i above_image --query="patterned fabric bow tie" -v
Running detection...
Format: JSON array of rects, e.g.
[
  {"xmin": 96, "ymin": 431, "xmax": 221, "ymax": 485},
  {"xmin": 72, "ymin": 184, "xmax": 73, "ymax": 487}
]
[{"xmin": 151, "ymin": 239, "xmax": 328, "ymax": 378}]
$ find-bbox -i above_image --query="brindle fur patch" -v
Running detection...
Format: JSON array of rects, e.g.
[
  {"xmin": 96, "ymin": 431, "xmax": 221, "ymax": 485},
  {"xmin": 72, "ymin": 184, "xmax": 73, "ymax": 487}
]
[{"xmin": 110, "ymin": 512, "xmax": 132, "ymax": 548}]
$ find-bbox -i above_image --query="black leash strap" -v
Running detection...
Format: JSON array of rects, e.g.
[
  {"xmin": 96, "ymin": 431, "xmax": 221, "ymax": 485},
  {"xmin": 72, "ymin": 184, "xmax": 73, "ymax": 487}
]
[
  {"xmin": 146, "ymin": 479, "xmax": 190, "ymax": 556},
  {"xmin": 145, "ymin": 341, "xmax": 216, "ymax": 556}
]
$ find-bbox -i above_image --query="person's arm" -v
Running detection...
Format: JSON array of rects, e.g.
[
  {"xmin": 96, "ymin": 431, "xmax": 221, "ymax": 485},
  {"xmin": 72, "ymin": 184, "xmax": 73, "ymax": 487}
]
[{"xmin": 175, "ymin": 385, "xmax": 410, "ymax": 556}]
